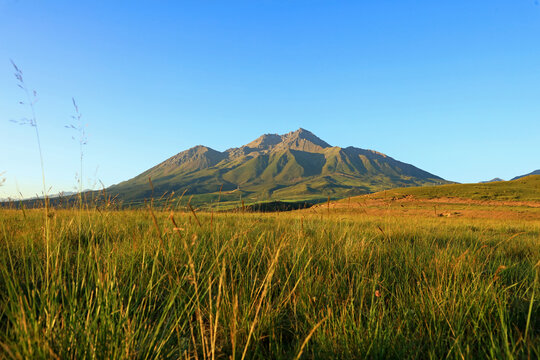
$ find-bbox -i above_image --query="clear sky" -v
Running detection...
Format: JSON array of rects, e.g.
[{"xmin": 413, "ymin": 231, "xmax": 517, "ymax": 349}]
[{"xmin": 1, "ymin": 0, "xmax": 539, "ymax": 199}]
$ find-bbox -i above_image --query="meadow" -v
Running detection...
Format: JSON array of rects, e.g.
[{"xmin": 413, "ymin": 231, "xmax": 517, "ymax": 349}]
[{"xmin": 0, "ymin": 196, "xmax": 538, "ymax": 359}]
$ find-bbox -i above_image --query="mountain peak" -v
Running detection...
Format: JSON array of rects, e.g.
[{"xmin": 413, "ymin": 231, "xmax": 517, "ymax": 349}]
[
  {"xmin": 246, "ymin": 133, "xmax": 282, "ymax": 149},
  {"xmin": 287, "ymin": 128, "xmax": 327, "ymax": 141},
  {"xmin": 479, "ymin": 177, "xmax": 504, "ymax": 183},
  {"xmin": 244, "ymin": 128, "xmax": 330, "ymax": 152},
  {"xmin": 279, "ymin": 128, "xmax": 331, "ymax": 151},
  {"xmin": 292, "ymin": 127, "xmax": 310, "ymax": 135},
  {"xmin": 155, "ymin": 145, "xmax": 226, "ymax": 173}
]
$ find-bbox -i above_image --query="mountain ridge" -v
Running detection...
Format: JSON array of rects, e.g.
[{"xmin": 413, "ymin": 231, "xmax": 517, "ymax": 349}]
[{"xmin": 512, "ymin": 170, "xmax": 540, "ymax": 180}]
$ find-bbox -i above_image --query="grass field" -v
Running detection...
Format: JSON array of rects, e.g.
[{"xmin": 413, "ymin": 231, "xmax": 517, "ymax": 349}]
[
  {"xmin": 358, "ymin": 175, "xmax": 540, "ymax": 203},
  {"xmin": 0, "ymin": 196, "xmax": 539, "ymax": 359}
]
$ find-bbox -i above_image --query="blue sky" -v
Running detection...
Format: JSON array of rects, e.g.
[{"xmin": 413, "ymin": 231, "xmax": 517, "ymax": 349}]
[{"xmin": 1, "ymin": 0, "xmax": 539, "ymax": 198}]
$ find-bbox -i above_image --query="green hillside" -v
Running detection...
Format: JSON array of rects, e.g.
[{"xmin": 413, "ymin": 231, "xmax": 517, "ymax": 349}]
[
  {"xmin": 107, "ymin": 128, "xmax": 450, "ymax": 206},
  {"xmin": 357, "ymin": 175, "xmax": 540, "ymax": 202}
]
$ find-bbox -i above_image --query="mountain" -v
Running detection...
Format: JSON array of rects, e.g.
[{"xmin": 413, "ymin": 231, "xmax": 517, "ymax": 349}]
[
  {"xmin": 108, "ymin": 128, "xmax": 450, "ymax": 206},
  {"xmin": 480, "ymin": 178, "xmax": 504, "ymax": 183},
  {"xmin": 512, "ymin": 170, "xmax": 540, "ymax": 180}
]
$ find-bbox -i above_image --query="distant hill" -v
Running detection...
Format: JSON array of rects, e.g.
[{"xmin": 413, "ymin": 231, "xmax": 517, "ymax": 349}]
[
  {"xmin": 107, "ymin": 128, "xmax": 450, "ymax": 206},
  {"xmin": 512, "ymin": 170, "xmax": 540, "ymax": 180},
  {"xmin": 479, "ymin": 178, "xmax": 504, "ymax": 183},
  {"xmin": 356, "ymin": 175, "xmax": 540, "ymax": 202}
]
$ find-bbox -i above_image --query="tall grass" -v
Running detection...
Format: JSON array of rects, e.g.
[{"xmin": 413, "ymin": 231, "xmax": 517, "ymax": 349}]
[
  {"xmin": 0, "ymin": 207, "xmax": 538, "ymax": 359},
  {"xmin": 9, "ymin": 60, "xmax": 53, "ymax": 291}
]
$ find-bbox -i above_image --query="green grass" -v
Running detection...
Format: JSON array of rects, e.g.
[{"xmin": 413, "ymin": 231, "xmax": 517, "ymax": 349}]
[{"xmin": 0, "ymin": 203, "xmax": 538, "ymax": 359}]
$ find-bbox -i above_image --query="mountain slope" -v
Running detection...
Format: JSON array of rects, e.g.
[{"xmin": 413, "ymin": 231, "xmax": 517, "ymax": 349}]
[
  {"xmin": 108, "ymin": 128, "xmax": 450, "ymax": 205},
  {"xmin": 512, "ymin": 170, "xmax": 540, "ymax": 180}
]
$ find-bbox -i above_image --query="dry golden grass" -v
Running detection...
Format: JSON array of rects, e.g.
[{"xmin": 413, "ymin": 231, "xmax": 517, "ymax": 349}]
[{"xmin": 0, "ymin": 197, "xmax": 538, "ymax": 359}]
